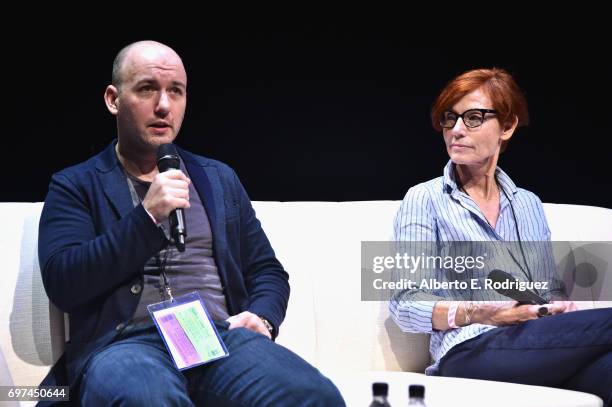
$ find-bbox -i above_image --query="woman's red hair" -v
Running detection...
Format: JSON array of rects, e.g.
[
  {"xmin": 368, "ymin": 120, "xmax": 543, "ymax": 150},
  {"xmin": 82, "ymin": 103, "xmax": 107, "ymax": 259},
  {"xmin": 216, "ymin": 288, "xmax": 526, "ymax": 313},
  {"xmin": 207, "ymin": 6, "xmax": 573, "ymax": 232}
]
[{"xmin": 431, "ymin": 68, "xmax": 529, "ymax": 134}]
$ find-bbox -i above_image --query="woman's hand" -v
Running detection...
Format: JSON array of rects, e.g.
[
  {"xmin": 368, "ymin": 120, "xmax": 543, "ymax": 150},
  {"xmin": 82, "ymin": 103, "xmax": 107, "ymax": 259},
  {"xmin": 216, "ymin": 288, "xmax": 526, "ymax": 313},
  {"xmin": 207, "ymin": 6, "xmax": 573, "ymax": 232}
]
[
  {"xmin": 474, "ymin": 301, "xmax": 573, "ymax": 326},
  {"xmin": 475, "ymin": 301, "xmax": 537, "ymax": 326},
  {"xmin": 549, "ymin": 300, "xmax": 578, "ymax": 313}
]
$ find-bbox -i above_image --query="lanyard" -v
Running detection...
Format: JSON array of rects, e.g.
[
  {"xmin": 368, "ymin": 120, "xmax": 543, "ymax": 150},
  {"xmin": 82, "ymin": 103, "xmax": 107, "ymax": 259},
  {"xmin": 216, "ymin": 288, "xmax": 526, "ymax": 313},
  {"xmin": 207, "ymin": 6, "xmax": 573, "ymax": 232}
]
[
  {"xmin": 458, "ymin": 176, "xmax": 535, "ymax": 289},
  {"xmin": 157, "ymin": 248, "xmax": 174, "ymax": 302},
  {"xmin": 125, "ymin": 172, "xmax": 175, "ymax": 302},
  {"xmin": 501, "ymin": 187, "xmax": 536, "ymax": 290}
]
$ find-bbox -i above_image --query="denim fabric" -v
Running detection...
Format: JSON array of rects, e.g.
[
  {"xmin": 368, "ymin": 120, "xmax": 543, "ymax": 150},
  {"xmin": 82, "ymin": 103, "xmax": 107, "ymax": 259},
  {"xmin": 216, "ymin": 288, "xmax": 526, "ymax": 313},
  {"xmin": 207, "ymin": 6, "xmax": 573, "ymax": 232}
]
[
  {"xmin": 439, "ymin": 308, "xmax": 612, "ymax": 406},
  {"xmin": 79, "ymin": 321, "xmax": 344, "ymax": 406}
]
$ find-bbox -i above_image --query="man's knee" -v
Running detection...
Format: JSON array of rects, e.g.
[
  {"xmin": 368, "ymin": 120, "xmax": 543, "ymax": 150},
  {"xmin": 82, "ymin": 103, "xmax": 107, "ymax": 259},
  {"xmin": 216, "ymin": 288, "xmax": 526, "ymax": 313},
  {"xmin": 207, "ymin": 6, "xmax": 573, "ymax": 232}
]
[
  {"xmin": 280, "ymin": 371, "xmax": 345, "ymax": 406},
  {"xmin": 310, "ymin": 378, "xmax": 345, "ymax": 406},
  {"xmin": 79, "ymin": 344, "xmax": 192, "ymax": 406}
]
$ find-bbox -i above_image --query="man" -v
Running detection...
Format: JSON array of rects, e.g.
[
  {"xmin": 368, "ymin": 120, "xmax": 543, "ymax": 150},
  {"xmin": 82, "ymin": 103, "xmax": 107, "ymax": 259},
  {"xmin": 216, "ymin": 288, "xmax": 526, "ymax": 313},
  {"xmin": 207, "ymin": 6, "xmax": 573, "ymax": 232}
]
[{"xmin": 38, "ymin": 40, "xmax": 344, "ymax": 406}]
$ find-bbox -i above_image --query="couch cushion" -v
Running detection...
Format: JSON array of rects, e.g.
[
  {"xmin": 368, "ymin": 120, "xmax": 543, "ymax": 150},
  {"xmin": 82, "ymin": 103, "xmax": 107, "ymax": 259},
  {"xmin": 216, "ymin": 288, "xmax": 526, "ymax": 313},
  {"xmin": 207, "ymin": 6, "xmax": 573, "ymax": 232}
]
[
  {"xmin": 250, "ymin": 202, "xmax": 318, "ymax": 367},
  {"xmin": 0, "ymin": 202, "xmax": 64, "ymax": 389},
  {"xmin": 545, "ymin": 203, "xmax": 612, "ymax": 309},
  {"xmin": 544, "ymin": 203, "xmax": 612, "ymax": 241},
  {"xmin": 260, "ymin": 201, "xmax": 431, "ymax": 373}
]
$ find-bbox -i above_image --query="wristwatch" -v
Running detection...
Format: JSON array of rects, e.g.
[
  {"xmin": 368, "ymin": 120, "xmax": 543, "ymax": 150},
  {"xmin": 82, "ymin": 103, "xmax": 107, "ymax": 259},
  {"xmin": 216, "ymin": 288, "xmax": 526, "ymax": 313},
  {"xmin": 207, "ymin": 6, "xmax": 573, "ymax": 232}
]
[{"xmin": 258, "ymin": 316, "xmax": 274, "ymax": 335}]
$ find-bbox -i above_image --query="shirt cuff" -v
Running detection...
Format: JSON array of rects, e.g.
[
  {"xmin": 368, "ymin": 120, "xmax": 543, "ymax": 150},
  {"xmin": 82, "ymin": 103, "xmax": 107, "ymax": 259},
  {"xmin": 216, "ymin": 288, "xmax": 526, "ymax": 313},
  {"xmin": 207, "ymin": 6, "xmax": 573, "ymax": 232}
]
[{"xmin": 143, "ymin": 207, "xmax": 160, "ymax": 225}]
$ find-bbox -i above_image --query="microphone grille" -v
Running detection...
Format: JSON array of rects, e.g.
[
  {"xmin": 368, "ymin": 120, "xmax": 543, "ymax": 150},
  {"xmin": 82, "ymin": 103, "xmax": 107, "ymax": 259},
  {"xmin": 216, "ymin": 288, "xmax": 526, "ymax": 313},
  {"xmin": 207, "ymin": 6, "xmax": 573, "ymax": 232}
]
[{"xmin": 156, "ymin": 143, "xmax": 178, "ymax": 161}]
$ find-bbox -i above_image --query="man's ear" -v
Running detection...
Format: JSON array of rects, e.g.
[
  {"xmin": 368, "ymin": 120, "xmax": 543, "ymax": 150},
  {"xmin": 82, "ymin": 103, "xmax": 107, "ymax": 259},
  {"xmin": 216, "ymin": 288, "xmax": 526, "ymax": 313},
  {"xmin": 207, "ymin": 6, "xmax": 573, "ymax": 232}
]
[{"xmin": 104, "ymin": 85, "xmax": 120, "ymax": 115}]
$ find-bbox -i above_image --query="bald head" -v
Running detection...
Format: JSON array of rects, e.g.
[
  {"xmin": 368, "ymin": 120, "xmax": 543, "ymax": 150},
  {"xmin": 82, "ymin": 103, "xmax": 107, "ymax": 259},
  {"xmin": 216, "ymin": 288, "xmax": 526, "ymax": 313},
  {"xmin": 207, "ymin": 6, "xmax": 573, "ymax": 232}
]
[{"xmin": 112, "ymin": 41, "xmax": 186, "ymax": 90}]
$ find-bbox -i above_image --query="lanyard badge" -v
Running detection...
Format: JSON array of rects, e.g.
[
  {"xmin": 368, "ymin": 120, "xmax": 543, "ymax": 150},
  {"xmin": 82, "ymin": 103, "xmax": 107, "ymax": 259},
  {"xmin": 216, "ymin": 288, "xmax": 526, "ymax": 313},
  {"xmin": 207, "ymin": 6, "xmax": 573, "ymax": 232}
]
[
  {"xmin": 147, "ymin": 290, "xmax": 229, "ymax": 370},
  {"xmin": 145, "ymin": 239, "xmax": 228, "ymax": 370}
]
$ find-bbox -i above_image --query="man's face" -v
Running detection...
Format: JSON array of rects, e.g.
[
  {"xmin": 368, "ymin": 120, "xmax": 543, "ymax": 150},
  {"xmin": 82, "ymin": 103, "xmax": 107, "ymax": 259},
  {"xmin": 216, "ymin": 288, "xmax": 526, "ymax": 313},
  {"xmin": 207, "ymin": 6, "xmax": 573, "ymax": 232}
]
[{"xmin": 109, "ymin": 46, "xmax": 187, "ymax": 154}]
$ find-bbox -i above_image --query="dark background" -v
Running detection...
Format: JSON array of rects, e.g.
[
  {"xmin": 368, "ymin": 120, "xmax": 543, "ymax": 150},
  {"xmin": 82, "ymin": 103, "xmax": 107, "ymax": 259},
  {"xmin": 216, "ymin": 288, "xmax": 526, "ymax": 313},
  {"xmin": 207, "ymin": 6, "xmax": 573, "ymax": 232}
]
[{"xmin": 5, "ymin": 27, "xmax": 611, "ymax": 208}]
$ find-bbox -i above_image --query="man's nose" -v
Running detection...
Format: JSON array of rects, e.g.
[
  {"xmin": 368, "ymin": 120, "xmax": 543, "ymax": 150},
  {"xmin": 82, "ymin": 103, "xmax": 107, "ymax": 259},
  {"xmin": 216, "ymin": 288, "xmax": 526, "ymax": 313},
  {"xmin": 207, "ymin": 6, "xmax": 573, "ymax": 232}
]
[{"xmin": 155, "ymin": 91, "xmax": 170, "ymax": 116}]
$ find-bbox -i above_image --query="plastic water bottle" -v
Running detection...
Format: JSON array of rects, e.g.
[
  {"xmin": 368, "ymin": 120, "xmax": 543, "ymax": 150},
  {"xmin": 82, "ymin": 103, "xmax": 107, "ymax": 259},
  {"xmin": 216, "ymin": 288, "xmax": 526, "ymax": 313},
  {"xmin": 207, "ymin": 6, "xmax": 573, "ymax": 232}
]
[
  {"xmin": 407, "ymin": 384, "xmax": 426, "ymax": 406},
  {"xmin": 369, "ymin": 382, "xmax": 391, "ymax": 407}
]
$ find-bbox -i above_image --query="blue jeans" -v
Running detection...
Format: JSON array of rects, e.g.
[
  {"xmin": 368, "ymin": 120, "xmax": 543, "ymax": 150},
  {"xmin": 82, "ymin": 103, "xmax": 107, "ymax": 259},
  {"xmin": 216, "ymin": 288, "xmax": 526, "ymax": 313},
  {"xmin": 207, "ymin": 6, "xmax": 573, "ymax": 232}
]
[
  {"xmin": 439, "ymin": 308, "xmax": 612, "ymax": 406},
  {"xmin": 79, "ymin": 321, "xmax": 345, "ymax": 406}
]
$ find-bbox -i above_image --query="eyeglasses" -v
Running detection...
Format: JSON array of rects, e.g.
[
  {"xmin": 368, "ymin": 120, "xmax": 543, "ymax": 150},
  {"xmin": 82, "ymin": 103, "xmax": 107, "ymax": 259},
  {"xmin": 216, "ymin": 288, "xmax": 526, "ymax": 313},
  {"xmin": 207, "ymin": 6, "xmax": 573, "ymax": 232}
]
[{"xmin": 439, "ymin": 108, "xmax": 497, "ymax": 129}]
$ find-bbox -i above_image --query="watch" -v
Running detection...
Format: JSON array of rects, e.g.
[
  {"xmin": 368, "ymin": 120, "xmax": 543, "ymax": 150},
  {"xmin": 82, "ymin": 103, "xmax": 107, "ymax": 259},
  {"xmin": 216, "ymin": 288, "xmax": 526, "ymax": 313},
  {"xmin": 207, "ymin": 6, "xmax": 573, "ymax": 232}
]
[{"xmin": 258, "ymin": 316, "xmax": 274, "ymax": 335}]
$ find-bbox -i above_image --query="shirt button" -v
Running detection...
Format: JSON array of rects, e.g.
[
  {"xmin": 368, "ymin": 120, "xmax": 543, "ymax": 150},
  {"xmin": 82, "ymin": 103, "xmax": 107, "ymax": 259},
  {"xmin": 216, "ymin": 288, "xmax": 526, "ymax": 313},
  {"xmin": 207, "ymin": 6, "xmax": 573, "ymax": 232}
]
[
  {"xmin": 130, "ymin": 284, "xmax": 142, "ymax": 295},
  {"xmin": 116, "ymin": 323, "xmax": 125, "ymax": 331}
]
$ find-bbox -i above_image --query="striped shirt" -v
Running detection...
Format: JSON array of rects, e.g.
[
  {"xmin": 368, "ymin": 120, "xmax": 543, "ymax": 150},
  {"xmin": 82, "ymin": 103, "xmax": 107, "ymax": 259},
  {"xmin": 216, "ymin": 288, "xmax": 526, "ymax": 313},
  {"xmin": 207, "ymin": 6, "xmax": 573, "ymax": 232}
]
[{"xmin": 389, "ymin": 159, "xmax": 563, "ymax": 375}]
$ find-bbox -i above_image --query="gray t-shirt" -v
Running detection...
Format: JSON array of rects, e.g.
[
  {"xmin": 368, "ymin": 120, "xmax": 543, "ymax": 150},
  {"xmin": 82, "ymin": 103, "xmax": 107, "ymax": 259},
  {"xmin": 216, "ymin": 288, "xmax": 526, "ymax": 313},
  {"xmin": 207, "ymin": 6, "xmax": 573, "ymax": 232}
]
[{"xmin": 125, "ymin": 160, "xmax": 229, "ymax": 323}]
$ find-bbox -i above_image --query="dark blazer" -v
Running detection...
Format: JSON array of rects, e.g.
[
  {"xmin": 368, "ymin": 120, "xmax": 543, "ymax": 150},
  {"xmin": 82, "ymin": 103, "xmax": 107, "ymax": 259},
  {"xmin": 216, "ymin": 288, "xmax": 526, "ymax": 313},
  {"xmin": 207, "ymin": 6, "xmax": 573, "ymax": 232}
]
[{"xmin": 38, "ymin": 141, "xmax": 289, "ymax": 390}]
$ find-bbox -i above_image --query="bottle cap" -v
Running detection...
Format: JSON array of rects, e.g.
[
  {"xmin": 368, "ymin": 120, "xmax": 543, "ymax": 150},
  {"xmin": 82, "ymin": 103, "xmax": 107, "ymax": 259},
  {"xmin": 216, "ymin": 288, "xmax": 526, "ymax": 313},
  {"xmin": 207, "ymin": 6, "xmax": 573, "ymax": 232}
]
[
  {"xmin": 409, "ymin": 384, "xmax": 425, "ymax": 398},
  {"xmin": 372, "ymin": 382, "xmax": 388, "ymax": 396}
]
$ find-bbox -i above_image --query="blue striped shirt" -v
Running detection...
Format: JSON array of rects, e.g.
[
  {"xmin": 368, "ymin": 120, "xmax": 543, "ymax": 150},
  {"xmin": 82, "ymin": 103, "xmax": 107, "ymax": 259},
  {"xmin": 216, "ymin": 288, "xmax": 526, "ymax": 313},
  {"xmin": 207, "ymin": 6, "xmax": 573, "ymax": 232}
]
[{"xmin": 389, "ymin": 159, "xmax": 561, "ymax": 375}]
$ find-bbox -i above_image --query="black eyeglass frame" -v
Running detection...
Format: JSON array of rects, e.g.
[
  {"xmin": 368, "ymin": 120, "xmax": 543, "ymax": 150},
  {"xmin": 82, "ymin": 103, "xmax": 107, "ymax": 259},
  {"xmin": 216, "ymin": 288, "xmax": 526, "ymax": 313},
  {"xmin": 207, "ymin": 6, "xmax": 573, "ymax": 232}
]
[{"xmin": 439, "ymin": 108, "xmax": 498, "ymax": 129}]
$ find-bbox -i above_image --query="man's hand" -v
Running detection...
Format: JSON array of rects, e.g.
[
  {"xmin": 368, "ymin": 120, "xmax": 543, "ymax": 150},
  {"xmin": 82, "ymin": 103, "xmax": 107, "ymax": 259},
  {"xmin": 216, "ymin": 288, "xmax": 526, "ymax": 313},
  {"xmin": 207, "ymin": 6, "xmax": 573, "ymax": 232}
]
[
  {"xmin": 226, "ymin": 311, "xmax": 272, "ymax": 339},
  {"xmin": 142, "ymin": 169, "xmax": 190, "ymax": 223}
]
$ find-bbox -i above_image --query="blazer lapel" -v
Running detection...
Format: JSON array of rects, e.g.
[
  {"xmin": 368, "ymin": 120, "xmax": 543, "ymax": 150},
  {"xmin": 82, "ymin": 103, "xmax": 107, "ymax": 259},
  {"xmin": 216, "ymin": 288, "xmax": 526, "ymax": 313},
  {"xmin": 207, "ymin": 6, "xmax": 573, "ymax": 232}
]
[
  {"xmin": 179, "ymin": 148, "xmax": 226, "ymax": 250},
  {"xmin": 101, "ymin": 167, "xmax": 134, "ymax": 219},
  {"xmin": 96, "ymin": 141, "xmax": 134, "ymax": 219},
  {"xmin": 187, "ymin": 161, "xmax": 218, "ymax": 231}
]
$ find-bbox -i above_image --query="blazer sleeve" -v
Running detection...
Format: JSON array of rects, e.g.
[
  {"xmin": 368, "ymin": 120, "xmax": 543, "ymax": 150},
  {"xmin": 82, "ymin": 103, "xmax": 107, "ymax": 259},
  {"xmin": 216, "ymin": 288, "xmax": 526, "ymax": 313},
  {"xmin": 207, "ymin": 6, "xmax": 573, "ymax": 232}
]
[
  {"xmin": 231, "ymin": 170, "xmax": 290, "ymax": 337},
  {"xmin": 38, "ymin": 173, "xmax": 167, "ymax": 312}
]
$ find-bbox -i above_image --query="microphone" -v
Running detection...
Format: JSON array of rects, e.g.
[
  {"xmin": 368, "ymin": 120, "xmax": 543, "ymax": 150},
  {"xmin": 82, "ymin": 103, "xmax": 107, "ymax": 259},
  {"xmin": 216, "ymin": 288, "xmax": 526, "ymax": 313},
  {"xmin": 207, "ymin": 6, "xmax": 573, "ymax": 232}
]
[
  {"xmin": 487, "ymin": 269, "xmax": 547, "ymax": 305},
  {"xmin": 156, "ymin": 144, "xmax": 187, "ymax": 252},
  {"xmin": 487, "ymin": 269, "xmax": 550, "ymax": 316}
]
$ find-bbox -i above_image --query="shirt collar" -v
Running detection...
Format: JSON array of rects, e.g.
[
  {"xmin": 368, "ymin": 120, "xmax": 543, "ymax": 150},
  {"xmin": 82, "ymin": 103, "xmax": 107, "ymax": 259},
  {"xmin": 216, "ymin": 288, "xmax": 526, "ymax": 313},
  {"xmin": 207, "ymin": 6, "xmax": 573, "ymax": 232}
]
[{"xmin": 442, "ymin": 159, "xmax": 518, "ymax": 199}]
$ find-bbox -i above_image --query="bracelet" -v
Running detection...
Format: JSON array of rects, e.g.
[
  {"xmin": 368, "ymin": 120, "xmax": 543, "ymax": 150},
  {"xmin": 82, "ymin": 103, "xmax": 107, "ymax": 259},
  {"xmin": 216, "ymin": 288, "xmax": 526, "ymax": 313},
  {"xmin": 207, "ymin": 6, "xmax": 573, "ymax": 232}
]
[
  {"xmin": 447, "ymin": 302, "xmax": 459, "ymax": 328},
  {"xmin": 462, "ymin": 302, "xmax": 476, "ymax": 326}
]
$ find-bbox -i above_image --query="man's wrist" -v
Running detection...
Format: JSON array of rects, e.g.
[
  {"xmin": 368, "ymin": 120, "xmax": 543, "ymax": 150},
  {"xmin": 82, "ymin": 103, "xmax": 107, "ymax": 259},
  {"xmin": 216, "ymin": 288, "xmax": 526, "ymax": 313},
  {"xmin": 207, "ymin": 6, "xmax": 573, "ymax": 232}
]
[
  {"xmin": 258, "ymin": 315, "xmax": 274, "ymax": 335},
  {"xmin": 143, "ymin": 206, "xmax": 160, "ymax": 225}
]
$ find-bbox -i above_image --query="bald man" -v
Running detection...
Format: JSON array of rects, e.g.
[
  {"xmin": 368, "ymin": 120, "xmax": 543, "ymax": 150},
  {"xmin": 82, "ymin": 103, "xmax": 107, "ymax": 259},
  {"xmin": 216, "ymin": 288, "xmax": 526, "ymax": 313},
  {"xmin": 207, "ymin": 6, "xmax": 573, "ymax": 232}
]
[{"xmin": 38, "ymin": 41, "xmax": 344, "ymax": 406}]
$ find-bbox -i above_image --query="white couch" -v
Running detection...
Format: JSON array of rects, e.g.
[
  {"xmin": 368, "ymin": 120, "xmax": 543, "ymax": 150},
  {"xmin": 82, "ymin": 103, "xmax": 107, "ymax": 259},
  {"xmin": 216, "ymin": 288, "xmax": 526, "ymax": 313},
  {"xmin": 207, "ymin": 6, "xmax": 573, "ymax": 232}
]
[{"xmin": 1, "ymin": 201, "xmax": 611, "ymax": 406}]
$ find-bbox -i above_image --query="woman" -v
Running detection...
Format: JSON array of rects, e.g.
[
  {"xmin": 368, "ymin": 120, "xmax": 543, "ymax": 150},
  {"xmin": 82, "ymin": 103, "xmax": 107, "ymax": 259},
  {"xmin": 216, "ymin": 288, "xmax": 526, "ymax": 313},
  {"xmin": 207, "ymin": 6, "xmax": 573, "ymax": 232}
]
[{"xmin": 389, "ymin": 68, "xmax": 611, "ymax": 404}]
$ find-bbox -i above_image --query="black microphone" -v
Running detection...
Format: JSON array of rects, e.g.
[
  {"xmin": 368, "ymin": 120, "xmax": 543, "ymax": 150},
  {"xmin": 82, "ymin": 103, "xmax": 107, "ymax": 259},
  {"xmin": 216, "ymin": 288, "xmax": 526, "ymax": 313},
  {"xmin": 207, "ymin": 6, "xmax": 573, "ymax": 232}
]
[
  {"xmin": 487, "ymin": 269, "xmax": 547, "ymax": 305},
  {"xmin": 487, "ymin": 269, "xmax": 550, "ymax": 316},
  {"xmin": 156, "ymin": 144, "xmax": 187, "ymax": 252}
]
